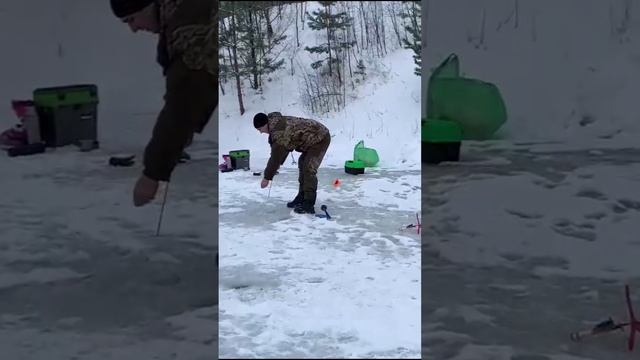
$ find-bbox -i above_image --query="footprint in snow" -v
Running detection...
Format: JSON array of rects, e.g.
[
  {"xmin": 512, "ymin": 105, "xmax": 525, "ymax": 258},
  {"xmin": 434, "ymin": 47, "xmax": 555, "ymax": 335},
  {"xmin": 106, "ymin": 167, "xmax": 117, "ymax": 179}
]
[
  {"xmin": 575, "ymin": 188, "xmax": 607, "ymax": 201},
  {"xmin": 617, "ymin": 198, "xmax": 640, "ymax": 211}
]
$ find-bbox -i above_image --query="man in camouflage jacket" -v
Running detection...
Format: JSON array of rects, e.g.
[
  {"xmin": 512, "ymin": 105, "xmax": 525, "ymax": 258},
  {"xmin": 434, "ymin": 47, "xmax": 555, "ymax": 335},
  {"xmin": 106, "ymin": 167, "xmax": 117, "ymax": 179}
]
[
  {"xmin": 253, "ymin": 112, "xmax": 331, "ymax": 214},
  {"xmin": 110, "ymin": 0, "xmax": 217, "ymax": 207}
]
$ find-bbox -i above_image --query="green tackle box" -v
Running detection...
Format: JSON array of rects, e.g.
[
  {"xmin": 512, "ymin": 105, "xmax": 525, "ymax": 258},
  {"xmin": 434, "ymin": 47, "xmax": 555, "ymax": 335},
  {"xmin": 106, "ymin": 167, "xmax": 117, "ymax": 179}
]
[
  {"xmin": 229, "ymin": 149, "xmax": 250, "ymax": 170},
  {"xmin": 345, "ymin": 160, "xmax": 365, "ymax": 175},
  {"xmin": 422, "ymin": 118, "xmax": 462, "ymax": 164},
  {"xmin": 33, "ymin": 84, "xmax": 99, "ymax": 147}
]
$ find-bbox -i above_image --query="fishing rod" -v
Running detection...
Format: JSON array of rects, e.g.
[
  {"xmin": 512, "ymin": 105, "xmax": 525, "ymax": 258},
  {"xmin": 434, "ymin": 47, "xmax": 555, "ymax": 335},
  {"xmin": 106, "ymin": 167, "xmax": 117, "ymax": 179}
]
[
  {"xmin": 156, "ymin": 182, "xmax": 170, "ymax": 237},
  {"xmin": 570, "ymin": 284, "xmax": 640, "ymax": 351},
  {"xmin": 402, "ymin": 213, "xmax": 421, "ymax": 235}
]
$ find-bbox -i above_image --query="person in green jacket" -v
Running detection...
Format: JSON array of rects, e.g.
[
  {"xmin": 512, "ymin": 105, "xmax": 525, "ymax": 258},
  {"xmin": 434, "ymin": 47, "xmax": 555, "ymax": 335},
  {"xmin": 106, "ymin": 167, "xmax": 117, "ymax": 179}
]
[
  {"xmin": 109, "ymin": 0, "xmax": 218, "ymax": 207},
  {"xmin": 254, "ymin": 112, "xmax": 331, "ymax": 214}
]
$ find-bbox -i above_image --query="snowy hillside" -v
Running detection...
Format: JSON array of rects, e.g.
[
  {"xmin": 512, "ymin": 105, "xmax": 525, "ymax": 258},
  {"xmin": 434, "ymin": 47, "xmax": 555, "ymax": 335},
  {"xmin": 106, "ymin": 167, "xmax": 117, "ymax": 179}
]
[
  {"xmin": 425, "ymin": 0, "xmax": 640, "ymax": 146},
  {"xmin": 0, "ymin": 1, "xmax": 218, "ymax": 359},
  {"xmin": 219, "ymin": 1, "xmax": 421, "ymax": 171}
]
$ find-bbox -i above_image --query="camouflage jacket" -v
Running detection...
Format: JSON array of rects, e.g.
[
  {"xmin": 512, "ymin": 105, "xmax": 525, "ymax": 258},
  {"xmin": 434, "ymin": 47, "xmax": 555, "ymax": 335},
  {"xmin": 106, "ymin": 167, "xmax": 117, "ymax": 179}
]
[
  {"xmin": 263, "ymin": 112, "xmax": 330, "ymax": 181},
  {"xmin": 143, "ymin": 0, "xmax": 218, "ymax": 182},
  {"xmin": 156, "ymin": 0, "xmax": 217, "ymax": 76}
]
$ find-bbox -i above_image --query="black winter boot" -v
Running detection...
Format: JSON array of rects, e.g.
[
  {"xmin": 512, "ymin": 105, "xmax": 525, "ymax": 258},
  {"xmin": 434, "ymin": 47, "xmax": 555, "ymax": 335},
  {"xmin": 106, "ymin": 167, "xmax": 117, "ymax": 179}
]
[
  {"xmin": 287, "ymin": 193, "xmax": 304, "ymax": 208},
  {"xmin": 178, "ymin": 150, "xmax": 191, "ymax": 163},
  {"xmin": 294, "ymin": 201, "xmax": 315, "ymax": 214}
]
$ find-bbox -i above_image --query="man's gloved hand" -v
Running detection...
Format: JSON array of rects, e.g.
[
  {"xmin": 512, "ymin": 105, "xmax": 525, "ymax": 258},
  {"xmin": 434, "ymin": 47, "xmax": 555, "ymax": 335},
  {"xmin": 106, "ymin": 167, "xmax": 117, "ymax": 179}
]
[
  {"xmin": 261, "ymin": 178, "xmax": 269, "ymax": 189},
  {"xmin": 134, "ymin": 174, "xmax": 159, "ymax": 207}
]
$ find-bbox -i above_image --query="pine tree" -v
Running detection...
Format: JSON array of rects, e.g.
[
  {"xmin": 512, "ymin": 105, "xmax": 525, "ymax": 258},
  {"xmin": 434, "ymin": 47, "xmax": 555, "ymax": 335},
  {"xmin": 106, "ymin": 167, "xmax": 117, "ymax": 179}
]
[
  {"xmin": 219, "ymin": 0, "xmax": 288, "ymax": 104},
  {"xmin": 304, "ymin": 1, "xmax": 355, "ymax": 84},
  {"xmin": 401, "ymin": 1, "xmax": 422, "ymax": 76},
  {"xmin": 234, "ymin": 4, "xmax": 287, "ymax": 89}
]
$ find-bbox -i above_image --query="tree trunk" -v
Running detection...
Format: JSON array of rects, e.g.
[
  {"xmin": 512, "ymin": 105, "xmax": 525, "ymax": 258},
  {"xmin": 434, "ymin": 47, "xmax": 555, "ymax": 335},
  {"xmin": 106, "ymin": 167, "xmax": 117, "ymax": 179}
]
[
  {"xmin": 326, "ymin": 4, "xmax": 333, "ymax": 78},
  {"xmin": 230, "ymin": 7, "xmax": 245, "ymax": 115},
  {"xmin": 342, "ymin": 66, "xmax": 346, "ymax": 109},
  {"xmin": 380, "ymin": 4, "xmax": 387, "ymax": 55},
  {"xmin": 219, "ymin": 19, "xmax": 229, "ymax": 84},
  {"xmin": 254, "ymin": 8, "xmax": 266, "ymax": 89},
  {"xmin": 360, "ymin": 2, "xmax": 369, "ymax": 49},
  {"xmin": 248, "ymin": 10, "xmax": 259, "ymax": 90},
  {"xmin": 347, "ymin": 34, "xmax": 354, "ymax": 90},
  {"xmin": 350, "ymin": 4, "xmax": 359, "ymax": 52},
  {"xmin": 295, "ymin": 2, "xmax": 300, "ymax": 47},
  {"xmin": 390, "ymin": 2, "xmax": 402, "ymax": 46},
  {"xmin": 346, "ymin": 29, "xmax": 353, "ymax": 79},
  {"xmin": 264, "ymin": 8, "xmax": 273, "ymax": 40},
  {"xmin": 255, "ymin": 7, "xmax": 266, "ymax": 60},
  {"xmin": 373, "ymin": 2, "xmax": 381, "ymax": 56}
]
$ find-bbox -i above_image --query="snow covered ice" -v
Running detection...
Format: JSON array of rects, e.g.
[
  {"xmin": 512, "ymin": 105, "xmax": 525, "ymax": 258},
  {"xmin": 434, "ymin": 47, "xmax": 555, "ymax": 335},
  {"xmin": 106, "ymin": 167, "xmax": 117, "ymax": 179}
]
[
  {"xmin": 425, "ymin": 145, "xmax": 640, "ymax": 360},
  {"xmin": 425, "ymin": 0, "xmax": 640, "ymax": 359},
  {"xmin": 219, "ymin": 167, "xmax": 421, "ymax": 358},
  {"xmin": 0, "ymin": 1, "xmax": 217, "ymax": 359},
  {"xmin": 219, "ymin": 1, "xmax": 421, "ymax": 358}
]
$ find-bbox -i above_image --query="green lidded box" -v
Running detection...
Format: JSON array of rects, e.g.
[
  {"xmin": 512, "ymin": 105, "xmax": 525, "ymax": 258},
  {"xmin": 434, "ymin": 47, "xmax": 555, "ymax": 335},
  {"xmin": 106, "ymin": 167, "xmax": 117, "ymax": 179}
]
[
  {"xmin": 229, "ymin": 149, "xmax": 250, "ymax": 170},
  {"xmin": 33, "ymin": 84, "xmax": 99, "ymax": 147},
  {"xmin": 422, "ymin": 118, "xmax": 462, "ymax": 164},
  {"xmin": 344, "ymin": 160, "xmax": 365, "ymax": 175}
]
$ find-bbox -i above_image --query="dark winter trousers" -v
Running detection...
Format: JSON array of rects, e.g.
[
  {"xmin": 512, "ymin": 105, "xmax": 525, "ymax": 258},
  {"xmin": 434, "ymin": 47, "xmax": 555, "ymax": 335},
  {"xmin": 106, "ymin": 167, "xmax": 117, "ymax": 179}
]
[{"xmin": 297, "ymin": 133, "xmax": 331, "ymax": 205}]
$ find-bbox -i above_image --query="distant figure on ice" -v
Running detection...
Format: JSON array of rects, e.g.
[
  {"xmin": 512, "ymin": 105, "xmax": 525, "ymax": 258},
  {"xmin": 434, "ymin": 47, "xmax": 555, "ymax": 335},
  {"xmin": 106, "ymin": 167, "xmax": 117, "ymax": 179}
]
[
  {"xmin": 254, "ymin": 112, "xmax": 331, "ymax": 214},
  {"xmin": 109, "ymin": 0, "xmax": 217, "ymax": 206}
]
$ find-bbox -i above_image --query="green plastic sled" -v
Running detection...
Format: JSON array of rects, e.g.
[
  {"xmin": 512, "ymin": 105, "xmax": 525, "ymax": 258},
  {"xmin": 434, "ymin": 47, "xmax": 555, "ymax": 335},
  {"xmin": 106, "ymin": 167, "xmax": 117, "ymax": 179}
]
[
  {"xmin": 426, "ymin": 54, "xmax": 507, "ymax": 140},
  {"xmin": 354, "ymin": 140, "xmax": 379, "ymax": 167}
]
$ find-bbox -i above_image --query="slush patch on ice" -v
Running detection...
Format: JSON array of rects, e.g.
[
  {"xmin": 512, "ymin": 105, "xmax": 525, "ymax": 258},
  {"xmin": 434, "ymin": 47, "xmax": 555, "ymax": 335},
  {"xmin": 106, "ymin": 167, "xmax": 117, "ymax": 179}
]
[
  {"xmin": 57, "ymin": 317, "xmax": 84, "ymax": 327},
  {"xmin": 349, "ymin": 176, "xmax": 420, "ymax": 212},
  {"xmin": 219, "ymin": 207, "xmax": 244, "ymax": 214},
  {"xmin": 219, "ymin": 264, "xmax": 282, "ymax": 290},
  {"xmin": 429, "ymin": 165, "xmax": 640, "ymax": 278},
  {"xmin": 533, "ymin": 266, "xmax": 574, "ymax": 277},
  {"xmin": 165, "ymin": 306, "xmax": 217, "ymax": 344},
  {"xmin": 575, "ymin": 288, "xmax": 600, "ymax": 302},
  {"xmin": 0, "ymin": 267, "xmax": 91, "ymax": 289},
  {"xmin": 219, "ymin": 169, "xmax": 421, "ymax": 357},
  {"xmin": 488, "ymin": 283, "xmax": 529, "ymax": 293},
  {"xmin": 617, "ymin": 198, "xmax": 640, "ymax": 211},
  {"xmin": 0, "ymin": 248, "xmax": 90, "ymax": 263},
  {"xmin": 423, "ymin": 329, "xmax": 474, "ymax": 343},
  {"xmin": 450, "ymin": 344, "xmax": 517, "ymax": 360},
  {"xmin": 466, "ymin": 157, "xmax": 513, "ymax": 166},
  {"xmin": 433, "ymin": 306, "xmax": 495, "ymax": 325},
  {"xmin": 575, "ymin": 188, "xmax": 607, "ymax": 201},
  {"xmin": 547, "ymin": 355, "xmax": 599, "ymax": 360},
  {"xmin": 0, "ymin": 313, "xmax": 36, "ymax": 327},
  {"xmin": 146, "ymin": 252, "xmax": 181, "ymax": 264},
  {"xmin": 504, "ymin": 208, "xmax": 544, "ymax": 220}
]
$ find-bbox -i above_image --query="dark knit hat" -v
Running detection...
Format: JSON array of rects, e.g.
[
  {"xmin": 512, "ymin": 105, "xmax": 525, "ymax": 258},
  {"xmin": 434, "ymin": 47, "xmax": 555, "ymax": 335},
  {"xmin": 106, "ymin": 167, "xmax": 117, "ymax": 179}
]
[
  {"xmin": 253, "ymin": 113, "xmax": 269, "ymax": 129},
  {"xmin": 110, "ymin": 0, "xmax": 154, "ymax": 18}
]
